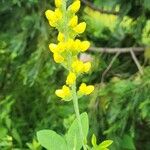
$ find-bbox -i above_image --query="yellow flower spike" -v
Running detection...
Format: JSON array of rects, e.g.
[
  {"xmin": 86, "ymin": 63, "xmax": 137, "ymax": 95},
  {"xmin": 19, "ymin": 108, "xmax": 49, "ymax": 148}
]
[
  {"xmin": 46, "ymin": 0, "xmax": 95, "ymax": 103},
  {"xmin": 68, "ymin": 0, "xmax": 81, "ymax": 13},
  {"xmin": 73, "ymin": 22, "xmax": 86, "ymax": 34},
  {"xmin": 53, "ymin": 53, "xmax": 64, "ymax": 63},
  {"xmin": 66, "ymin": 72, "xmax": 76, "ymax": 85},
  {"xmin": 55, "ymin": 85, "xmax": 71, "ymax": 99},
  {"xmin": 55, "ymin": 0, "xmax": 62, "ymax": 8},
  {"xmin": 72, "ymin": 60, "xmax": 84, "ymax": 73},
  {"xmin": 49, "ymin": 43, "xmax": 57, "ymax": 53},
  {"xmin": 79, "ymin": 83, "xmax": 94, "ymax": 95},
  {"xmin": 68, "ymin": 16, "xmax": 78, "ymax": 27},
  {"xmin": 57, "ymin": 32, "xmax": 64, "ymax": 42},
  {"xmin": 80, "ymin": 41, "xmax": 90, "ymax": 52},
  {"xmin": 83, "ymin": 62, "xmax": 91, "ymax": 72}
]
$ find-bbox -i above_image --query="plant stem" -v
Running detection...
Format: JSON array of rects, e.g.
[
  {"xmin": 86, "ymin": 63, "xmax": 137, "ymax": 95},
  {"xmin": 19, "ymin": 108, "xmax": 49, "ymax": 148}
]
[{"xmin": 72, "ymin": 83, "xmax": 87, "ymax": 150}]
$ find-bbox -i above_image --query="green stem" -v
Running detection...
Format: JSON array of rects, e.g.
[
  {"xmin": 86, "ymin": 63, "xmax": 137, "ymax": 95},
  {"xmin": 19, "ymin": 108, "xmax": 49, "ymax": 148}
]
[{"xmin": 72, "ymin": 83, "xmax": 87, "ymax": 150}]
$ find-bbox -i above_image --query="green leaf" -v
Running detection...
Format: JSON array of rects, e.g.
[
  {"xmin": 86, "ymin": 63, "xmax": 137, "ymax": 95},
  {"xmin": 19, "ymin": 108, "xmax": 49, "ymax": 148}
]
[
  {"xmin": 121, "ymin": 134, "xmax": 135, "ymax": 150},
  {"xmin": 98, "ymin": 140, "xmax": 113, "ymax": 149},
  {"xmin": 65, "ymin": 112, "xmax": 89, "ymax": 150},
  {"xmin": 144, "ymin": 0, "xmax": 150, "ymax": 10},
  {"xmin": 92, "ymin": 134, "xmax": 97, "ymax": 147},
  {"xmin": 0, "ymin": 127, "xmax": 7, "ymax": 139},
  {"xmin": 37, "ymin": 130, "xmax": 67, "ymax": 150},
  {"xmin": 12, "ymin": 129, "xmax": 22, "ymax": 147},
  {"xmin": 26, "ymin": 139, "xmax": 41, "ymax": 150}
]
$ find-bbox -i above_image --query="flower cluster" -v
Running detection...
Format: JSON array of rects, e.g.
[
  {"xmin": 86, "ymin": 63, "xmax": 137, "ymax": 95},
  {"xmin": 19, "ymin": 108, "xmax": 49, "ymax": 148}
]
[{"xmin": 45, "ymin": 0, "xmax": 94, "ymax": 100}]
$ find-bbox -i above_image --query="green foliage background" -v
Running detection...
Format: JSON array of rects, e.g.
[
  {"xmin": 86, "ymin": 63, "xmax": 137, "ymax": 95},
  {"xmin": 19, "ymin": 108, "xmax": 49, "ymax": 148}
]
[{"xmin": 0, "ymin": 0, "xmax": 150, "ymax": 149}]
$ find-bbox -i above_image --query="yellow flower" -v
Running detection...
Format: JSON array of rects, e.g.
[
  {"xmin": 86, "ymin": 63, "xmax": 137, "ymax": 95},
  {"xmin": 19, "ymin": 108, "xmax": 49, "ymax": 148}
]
[
  {"xmin": 55, "ymin": 85, "xmax": 71, "ymax": 99},
  {"xmin": 83, "ymin": 62, "xmax": 91, "ymax": 72},
  {"xmin": 49, "ymin": 42, "xmax": 66, "ymax": 53},
  {"xmin": 68, "ymin": 0, "xmax": 81, "ymax": 13},
  {"xmin": 45, "ymin": 10, "xmax": 55, "ymax": 21},
  {"xmin": 72, "ymin": 60, "xmax": 91, "ymax": 73},
  {"xmin": 45, "ymin": 10, "xmax": 60, "ymax": 27},
  {"xmin": 73, "ymin": 22, "xmax": 86, "ymax": 34},
  {"xmin": 54, "ymin": 8, "xmax": 62, "ymax": 20},
  {"xmin": 68, "ymin": 16, "xmax": 78, "ymax": 27},
  {"xmin": 73, "ymin": 39, "xmax": 81, "ymax": 51},
  {"xmin": 53, "ymin": 53, "xmax": 64, "ymax": 63},
  {"xmin": 57, "ymin": 42, "xmax": 66, "ymax": 52},
  {"xmin": 48, "ymin": 21, "xmax": 56, "ymax": 27},
  {"xmin": 78, "ymin": 83, "xmax": 94, "ymax": 95},
  {"xmin": 57, "ymin": 32, "xmax": 64, "ymax": 42},
  {"xmin": 66, "ymin": 72, "xmax": 76, "ymax": 85},
  {"xmin": 66, "ymin": 39, "xmax": 74, "ymax": 50},
  {"xmin": 72, "ymin": 60, "xmax": 84, "ymax": 73},
  {"xmin": 80, "ymin": 41, "xmax": 90, "ymax": 52},
  {"xmin": 55, "ymin": 0, "xmax": 62, "ymax": 8},
  {"xmin": 49, "ymin": 43, "xmax": 58, "ymax": 53}
]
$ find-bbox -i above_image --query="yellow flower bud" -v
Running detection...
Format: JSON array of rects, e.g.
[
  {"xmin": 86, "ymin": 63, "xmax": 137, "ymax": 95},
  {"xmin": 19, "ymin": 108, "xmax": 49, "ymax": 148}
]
[
  {"xmin": 83, "ymin": 62, "xmax": 91, "ymax": 72},
  {"xmin": 66, "ymin": 72, "xmax": 76, "ymax": 85},
  {"xmin": 79, "ymin": 83, "xmax": 94, "ymax": 95},
  {"xmin": 53, "ymin": 53, "xmax": 64, "ymax": 63},
  {"xmin": 57, "ymin": 32, "xmax": 64, "ymax": 42},
  {"xmin": 55, "ymin": 0, "xmax": 62, "ymax": 8},
  {"xmin": 80, "ymin": 41, "xmax": 90, "ymax": 52},
  {"xmin": 68, "ymin": 0, "xmax": 81, "ymax": 13},
  {"xmin": 55, "ymin": 85, "xmax": 71, "ymax": 99},
  {"xmin": 68, "ymin": 16, "xmax": 78, "ymax": 27},
  {"xmin": 73, "ymin": 22, "xmax": 86, "ymax": 34}
]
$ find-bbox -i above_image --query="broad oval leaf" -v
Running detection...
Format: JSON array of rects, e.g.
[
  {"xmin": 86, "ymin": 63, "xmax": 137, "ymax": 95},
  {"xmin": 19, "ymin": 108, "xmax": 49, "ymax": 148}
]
[
  {"xmin": 37, "ymin": 130, "xmax": 68, "ymax": 150},
  {"xmin": 65, "ymin": 112, "xmax": 89, "ymax": 150}
]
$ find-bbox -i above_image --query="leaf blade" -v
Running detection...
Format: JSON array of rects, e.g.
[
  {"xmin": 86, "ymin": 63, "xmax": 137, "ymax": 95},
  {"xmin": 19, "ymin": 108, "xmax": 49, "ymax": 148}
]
[
  {"xmin": 65, "ymin": 112, "xmax": 89, "ymax": 150},
  {"xmin": 37, "ymin": 130, "xmax": 67, "ymax": 150}
]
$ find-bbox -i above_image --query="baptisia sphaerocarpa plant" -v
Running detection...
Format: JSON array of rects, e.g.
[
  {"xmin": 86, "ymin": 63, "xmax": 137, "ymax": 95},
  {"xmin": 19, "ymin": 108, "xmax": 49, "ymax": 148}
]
[{"xmin": 36, "ymin": 0, "xmax": 113, "ymax": 150}]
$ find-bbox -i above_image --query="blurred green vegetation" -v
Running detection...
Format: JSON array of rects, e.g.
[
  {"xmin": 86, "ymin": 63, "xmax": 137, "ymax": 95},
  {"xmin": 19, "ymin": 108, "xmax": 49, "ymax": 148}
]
[{"xmin": 0, "ymin": 0, "xmax": 150, "ymax": 149}]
